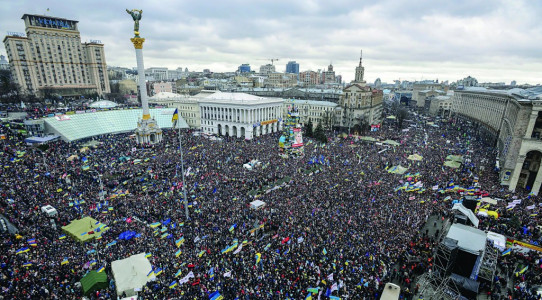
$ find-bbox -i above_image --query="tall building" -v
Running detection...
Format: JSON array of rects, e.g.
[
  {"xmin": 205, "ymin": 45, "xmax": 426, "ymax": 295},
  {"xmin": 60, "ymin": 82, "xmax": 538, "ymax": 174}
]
[
  {"xmin": 259, "ymin": 64, "xmax": 275, "ymax": 74},
  {"xmin": 3, "ymin": 14, "xmax": 110, "ymax": 97},
  {"xmin": 340, "ymin": 50, "xmax": 383, "ymax": 129},
  {"xmin": 238, "ymin": 63, "xmax": 251, "ymax": 73},
  {"xmin": 322, "ymin": 63, "xmax": 335, "ymax": 84},
  {"xmin": 452, "ymin": 87, "xmax": 542, "ymax": 194},
  {"xmin": 285, "ymin": 61, "xmax": 299, "ymax": 76}
]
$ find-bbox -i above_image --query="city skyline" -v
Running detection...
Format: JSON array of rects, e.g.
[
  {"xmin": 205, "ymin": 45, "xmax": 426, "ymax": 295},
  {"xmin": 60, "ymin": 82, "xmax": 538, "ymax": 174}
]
[{"xmin": 1, "ymin": 0, "xmax": 541, "ymax": 85}]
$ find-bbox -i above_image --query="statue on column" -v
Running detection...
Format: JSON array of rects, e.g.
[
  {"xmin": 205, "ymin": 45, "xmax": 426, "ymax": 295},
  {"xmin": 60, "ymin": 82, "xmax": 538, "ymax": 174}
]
[{"xmin": 126, "ymin": 9, "xmax": 143, "ymax": 37}]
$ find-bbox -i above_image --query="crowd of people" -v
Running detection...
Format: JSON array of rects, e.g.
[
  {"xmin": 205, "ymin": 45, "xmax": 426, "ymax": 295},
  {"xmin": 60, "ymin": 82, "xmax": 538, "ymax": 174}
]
[{"xmin": 0, "ymin": 106, "xmax": 541, "ymax": 299}]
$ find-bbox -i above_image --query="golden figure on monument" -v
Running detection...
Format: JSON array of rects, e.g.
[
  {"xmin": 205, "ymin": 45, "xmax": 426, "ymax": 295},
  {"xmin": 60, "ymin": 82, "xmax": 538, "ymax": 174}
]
[{"xmin": 126, "ymin": 9, "xmax": 143, "ymax": 37}]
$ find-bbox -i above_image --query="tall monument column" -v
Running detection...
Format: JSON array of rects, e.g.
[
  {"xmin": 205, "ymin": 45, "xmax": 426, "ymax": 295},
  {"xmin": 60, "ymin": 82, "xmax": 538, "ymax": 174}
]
[{"xmin": 127, "ymin": 9, "xmax": 162, "ymax": 144}]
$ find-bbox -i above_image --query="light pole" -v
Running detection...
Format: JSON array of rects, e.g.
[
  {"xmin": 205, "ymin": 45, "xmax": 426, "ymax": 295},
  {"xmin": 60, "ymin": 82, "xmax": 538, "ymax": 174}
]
[
  {"xmin": 176, "ymin": 123, "xmax": 189, "ymax": 220},
  {"xmin": 91, "ymin": 170, "xmax": 105, "ymax": 202}
]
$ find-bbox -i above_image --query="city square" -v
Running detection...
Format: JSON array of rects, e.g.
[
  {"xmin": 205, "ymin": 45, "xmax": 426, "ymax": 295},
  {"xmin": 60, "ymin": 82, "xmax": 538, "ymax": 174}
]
[{"xmin": 0, "ymin": 2, "xmax": 542, "ymax": 300}]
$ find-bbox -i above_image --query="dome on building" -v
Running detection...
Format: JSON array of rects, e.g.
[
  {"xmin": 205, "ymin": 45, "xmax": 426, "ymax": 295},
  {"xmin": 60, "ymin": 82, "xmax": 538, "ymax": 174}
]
[{"xmin": 89, "ymin": 100, "xmax": 118, "ymax": 109}]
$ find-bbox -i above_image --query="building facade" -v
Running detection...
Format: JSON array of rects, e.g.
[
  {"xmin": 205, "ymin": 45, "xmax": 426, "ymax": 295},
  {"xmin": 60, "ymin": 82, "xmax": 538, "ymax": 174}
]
[
  {"xmin": 151, "ymin": 81, "xmax": 174, "ymax": 94},
  {"xmin": 285, "ymin": 61, "xmax": 299, "ymax": 76},
  {"xmin": 238, "ymin": 64, "xmax": 251, "ymax": 73},
  {"xmin": 199, "ymin": 91, "xmax": 283, "ymax": 139},
  {"xmin": 425, "ymin": 95, "xmax": 452, "ymax": 117},
  {"xmin": 148, "ymin": 92, "xmax": 201, "ymax": 128},
  {"xmin": 452, "ymin": 87, "xmax": 542, "ymax": 194},
  {"xmin": 282, "ymin": 99, "xmax": 339, "ymax": 129},
  {"xmin": 259, "ymin": 64, "xmax": 275, "ymax": 75},
  {"xmin": 412, "ymin": 81, "xmax": 447, "ymax": 107},
  {"xmin": 3, "ymin": 14, "xmax": 110, "ymax": 97},
  {"xmin": 299, "ymin": 71, "xmax": 319, "ymax": 86},
  {"xmin": 339, "ymin": 50, "xmax": 383, "ymax": 129}
]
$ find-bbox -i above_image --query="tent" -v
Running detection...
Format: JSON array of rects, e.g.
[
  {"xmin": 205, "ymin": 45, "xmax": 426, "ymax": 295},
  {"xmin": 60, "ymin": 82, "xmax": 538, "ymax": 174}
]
[
  {"xmin": 62, "ymin": 217, "xmax": 109, "ymax": 243},
  {"xmin": 112, "ymin": 253, "xmax": 155, "ymax": 297},
  {"xmin": 250, "ymin": 200, "xmax": 266, "ymax": 210},
  {"xmin": 446, "ymin": 155, "xmax": 464, "ymax": 162},
  {"xmin": 452, "ymin": 203, "xmax": 479, "ymax": 228},
  {"xmin": 487, "ymin": 231, "xmax": 506, "ymax": 251},
  {"xmin": 360, "ymin": 136, "xmax": 378, "ymax": 142},
  {"xmin": 407, "ymin": 154, "xmax": 423, "ymax": 161},
  {"xmin": 382, "ymin": 139, "xmax": 400, "ymax": 146},
  {"xmin": 444, "ymin": 160, "xmax": 461, "ymax": 168},
  {"xmin": 388, "ymin": 165, "xmax": 408, "ymax": 175},
  {"xmin": 80, "ymin": 270, "xmax": 108, "ymax": 296},
  {"xmin": 481, "ymin": 197, "xmax": 498, "ymax": 205}
]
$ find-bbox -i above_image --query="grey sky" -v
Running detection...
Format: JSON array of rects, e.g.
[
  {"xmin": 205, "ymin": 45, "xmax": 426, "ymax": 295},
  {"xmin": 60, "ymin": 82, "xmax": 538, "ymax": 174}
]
[{"xmin": 2, "ymin": 0, "xmax": 541, "ymax": 84}]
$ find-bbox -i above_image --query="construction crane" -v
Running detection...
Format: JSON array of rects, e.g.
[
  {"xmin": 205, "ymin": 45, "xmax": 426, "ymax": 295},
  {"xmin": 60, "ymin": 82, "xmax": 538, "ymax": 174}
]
[{"xmin": 258, "ymin": 58, "xmax": 280, "ymax": 65}]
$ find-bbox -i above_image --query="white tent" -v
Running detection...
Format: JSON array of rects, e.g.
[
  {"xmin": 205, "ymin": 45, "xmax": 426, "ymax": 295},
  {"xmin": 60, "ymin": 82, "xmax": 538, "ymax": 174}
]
[
  {"xmin": 250, "ymin": 200, "xmax": 266, "ymax": 210},
  {"xmin": 446, "ymin": 224, "xmax": 487, "ymax": 255},
  {"xmin": 452, "ymin": 203, "xmax": 479, "ymax": 228},
  {"xmin": 487, "ymin": 231, "xmax": 506, "ymax": 251},
  {"xmin": 111, "ymin": 253, "xmax": 154, "ymax": 297}
]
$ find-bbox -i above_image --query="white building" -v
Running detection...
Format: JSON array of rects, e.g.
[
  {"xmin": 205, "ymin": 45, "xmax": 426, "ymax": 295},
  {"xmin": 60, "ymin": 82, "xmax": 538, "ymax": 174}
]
[
  {"xmin": 148, "ymin": 92, "xmax": 200, "ymax": 128},
  {"xmin": 199, "ymin": 91, "xmax": 283, "ymax": 139}
]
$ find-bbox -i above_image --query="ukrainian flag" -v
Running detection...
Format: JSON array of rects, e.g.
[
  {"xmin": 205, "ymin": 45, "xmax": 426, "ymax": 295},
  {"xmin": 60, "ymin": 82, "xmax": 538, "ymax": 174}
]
[
  {"xmin": 175, "ymin": 269, "xmax": 182, "ymax": 278},
  {"xmin": 502, "ymin": 248, "xmax": 511, "ymax": 256},
  {"xmin": 209, "ymin": 291, "xmax": 224, "ymax": 300},
  {"xmin": 161, "ymin": 233, "xmax": 168, "ymax": 239},
  {"xmin": 97, "ymin": 266, "xmax": 105, "ymax": 273},
  {"xmin": 176, "ymin": 237, "xmax": 184, "ymax": 247},
  {"xmin": 198, "ymin": 250, "xmax": 205, "ymax": 257},
  {"xmin": 145, "ymin": 253, "xmax": 152, "ymax": 258},
  {"xmin": 169, "ymin": 280, "xmax": 178, "ymax": 289},
  {"xmin": 61, "ymin": 258, "xmax": 69, "ymax": 265},
  {"xmin": 154, "ymin": 267, "xmax": 163, "ymax": 276},
  {"xmin": 16, "ymin": 247, "xmax": 30, "ymax": 254},
  {"xmin": 147, "ymin": 268, "xmax": 155, "ymax": 277},
  {"xmin": 172, "ymin": 108, "xmax": 179, "ymax": 127},
  {"xmin": 255, "ymin": 253, "xmax": 261, "ymax": 264},
  {"xmin": 22, "ymin": 262, "xmax": 33, "ymax": 267},
  {"xmin": 150, "ymin": 222, "xmax": 161, "ymax": 228},
  {"xmin": 175, "ymin": 249, "xmax": 182, "ymax": 257},
  {"xmin": 90, "ymin": 260, "xmax": 97, "ymax": 266}
]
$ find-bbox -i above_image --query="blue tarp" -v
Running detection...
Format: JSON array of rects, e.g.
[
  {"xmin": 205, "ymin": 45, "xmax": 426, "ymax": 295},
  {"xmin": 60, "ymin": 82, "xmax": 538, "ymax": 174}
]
[{"xmin": 118, "ymin": 230, "xmax": 137, "ymax": 240}]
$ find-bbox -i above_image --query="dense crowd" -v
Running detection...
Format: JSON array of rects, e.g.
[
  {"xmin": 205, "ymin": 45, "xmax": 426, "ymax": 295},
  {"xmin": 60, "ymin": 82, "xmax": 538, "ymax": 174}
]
[{"xmin": 0, "ymin": 108, "xmax": 541, "ymax": 300}]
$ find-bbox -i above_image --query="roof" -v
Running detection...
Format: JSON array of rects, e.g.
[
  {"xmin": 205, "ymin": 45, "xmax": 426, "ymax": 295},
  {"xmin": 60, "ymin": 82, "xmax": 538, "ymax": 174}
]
[
  {"xmin": 111, "ymin": 253, "xmax": 154, "ymax": 297},
  {"xmin": 89, "ymin": 100, "xmax": 118, "ymax": 109},
  {"xmin": 446, "ymin": 223, "xmax": 487, "ymax": 254},
  {"xmin": 462, "ymin": 86, "xmax": 542, "ymax": 100},
  {"xmin": 24, "ymin": 135, "xmax": 60, "ymax": 144},
  {"xmin": 150, "ymin": 92, "xmax": 189, "ymax": 100},
  {"xmin": 286, "ymin": 99, "xmax": 338, "ymax": 107},
  {"xmin": 452, "ymin": 203, "xmax": 480, "ymax": 227},
  {"xmin": 43, "ymin": 108, "xmax": 188, "ymax": 142},
  {"xmin": 198, "ymin": 91, "xmax": 283, "ymax": 105}
]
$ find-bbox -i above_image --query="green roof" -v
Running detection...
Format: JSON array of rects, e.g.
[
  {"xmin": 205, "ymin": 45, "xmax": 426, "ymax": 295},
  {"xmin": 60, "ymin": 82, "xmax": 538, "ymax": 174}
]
[
  {"xmin": 43, "ymin": 108, "xmax": 188, "ymax": 142},
  {"xmin": 80, "ymin": 270, "xmax": 108, "ymax": 295},
  {"xmin": 61, "ymin": 216, "xmax": 108, "ymax": 243}
]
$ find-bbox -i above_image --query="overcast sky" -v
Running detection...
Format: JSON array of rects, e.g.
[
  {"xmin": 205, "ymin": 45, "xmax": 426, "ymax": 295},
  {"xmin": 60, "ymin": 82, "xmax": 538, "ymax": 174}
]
[{"xmin": 2, "ymin": 0, "xmax": 541, "ymax": 85}]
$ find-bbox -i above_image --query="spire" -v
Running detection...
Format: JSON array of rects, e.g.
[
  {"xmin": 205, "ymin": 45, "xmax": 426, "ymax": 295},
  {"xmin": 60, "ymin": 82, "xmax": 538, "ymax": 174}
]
[{"xmin": 354, "ymin": 49, "xmax": 365, "ymax": 83}]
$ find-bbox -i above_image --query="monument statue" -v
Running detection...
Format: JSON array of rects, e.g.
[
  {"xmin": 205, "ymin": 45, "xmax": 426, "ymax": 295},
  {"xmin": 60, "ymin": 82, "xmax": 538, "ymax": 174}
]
[{"xmin": 126, "ymin": 9, "xmax": 143, "ymax": 37}]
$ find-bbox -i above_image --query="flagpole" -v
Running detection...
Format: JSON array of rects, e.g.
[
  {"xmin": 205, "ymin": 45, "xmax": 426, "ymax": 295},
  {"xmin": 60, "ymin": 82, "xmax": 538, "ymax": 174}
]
[{"xmin": 177, "ymin": 121, "xmax": 189, "ymax": 220}]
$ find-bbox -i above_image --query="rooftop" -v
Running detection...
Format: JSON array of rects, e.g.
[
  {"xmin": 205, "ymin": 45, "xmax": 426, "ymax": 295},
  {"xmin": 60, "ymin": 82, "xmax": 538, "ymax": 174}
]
[{"xmin": 198, "ymin": 91, "xmax": 283, "ymax": 105}]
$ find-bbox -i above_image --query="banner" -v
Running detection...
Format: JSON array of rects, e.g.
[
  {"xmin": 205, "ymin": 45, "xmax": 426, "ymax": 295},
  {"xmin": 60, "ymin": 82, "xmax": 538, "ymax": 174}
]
[{"xmin": 292, "ymin": 128, "xmax": 303, "ymax": 148}]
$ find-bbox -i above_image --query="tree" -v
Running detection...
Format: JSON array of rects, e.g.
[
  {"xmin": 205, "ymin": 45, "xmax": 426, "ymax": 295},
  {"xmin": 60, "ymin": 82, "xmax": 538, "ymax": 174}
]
[
  {"xmin": 314, "ymin": 122, "xmax": 327, "ymax": 143},
  {"xmin": 304, "ymin": 119, "xmax": 313, "ymax": 138}
]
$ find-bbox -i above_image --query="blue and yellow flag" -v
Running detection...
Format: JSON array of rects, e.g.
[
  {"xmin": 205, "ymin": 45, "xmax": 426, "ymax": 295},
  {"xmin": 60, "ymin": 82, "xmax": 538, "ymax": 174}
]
[
  {"xmin": 61, "ymin": 258, "xmax": 69, "ymax": 265},
  {"xmin": 145, "ymin": 252, "xmax": 152, "ymax": 258},
  {"xmin": 169, "ymin": 280, "xmax": 178, "ymax": 289},
  {"xmin": 97, "ymin": 266, "xmax": 105, "ymax": 273},
  {"xmin": 255, "ymin": 253, "xmax": 261, "ymax": 264},
  {"xmin": 175, "ymin": 249, "xmax": 182, "ymax": 257},
  {"xmin": 172, "ymin": 108, "xmax": 179, "ymax": 127}
]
